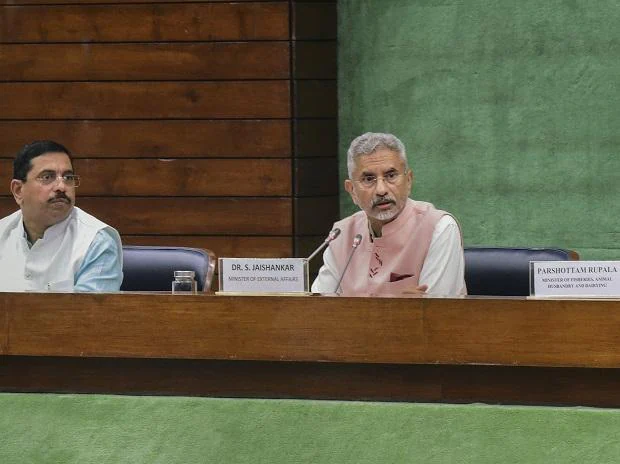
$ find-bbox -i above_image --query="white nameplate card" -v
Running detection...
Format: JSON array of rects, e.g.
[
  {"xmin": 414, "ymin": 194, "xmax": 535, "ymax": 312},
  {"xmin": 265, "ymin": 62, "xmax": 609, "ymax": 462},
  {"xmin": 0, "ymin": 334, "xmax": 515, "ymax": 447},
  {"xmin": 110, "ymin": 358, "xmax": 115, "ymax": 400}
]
[
  {"xmin": 218, "ymin": 258, "xmax": 309, "ymax": 294},
  {"xmin": 530, "ymin": 261, "xmax": 620, "ymax": 297}
]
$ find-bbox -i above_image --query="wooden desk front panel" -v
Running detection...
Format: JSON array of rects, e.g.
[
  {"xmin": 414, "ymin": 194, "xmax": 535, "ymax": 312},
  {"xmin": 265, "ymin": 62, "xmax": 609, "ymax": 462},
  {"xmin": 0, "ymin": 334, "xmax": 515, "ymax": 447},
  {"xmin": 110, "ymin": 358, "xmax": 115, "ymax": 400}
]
[{"xmin": 1, "ymin": 293, "xmax": 620, "ymax": 406}]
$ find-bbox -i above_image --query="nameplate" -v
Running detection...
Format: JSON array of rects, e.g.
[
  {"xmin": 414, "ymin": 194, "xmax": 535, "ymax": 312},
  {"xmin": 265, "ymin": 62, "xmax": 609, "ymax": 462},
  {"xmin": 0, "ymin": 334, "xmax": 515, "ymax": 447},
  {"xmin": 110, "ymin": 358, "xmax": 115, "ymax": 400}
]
[
  {"xmin": 218, "ymin": 258, "xmax": 309, "ymax": 294},
  {"xmin": 530, "ymin": 261, "xmax": 620, "ymax": 297}
]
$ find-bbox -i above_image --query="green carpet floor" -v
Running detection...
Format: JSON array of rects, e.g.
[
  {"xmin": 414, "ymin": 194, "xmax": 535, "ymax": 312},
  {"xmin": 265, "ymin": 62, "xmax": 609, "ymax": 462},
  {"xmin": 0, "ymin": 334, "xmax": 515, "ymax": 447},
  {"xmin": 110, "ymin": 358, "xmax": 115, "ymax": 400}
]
[{"xmin": 1, "ymin": 393, "xmax": 619, "ymax": 463}]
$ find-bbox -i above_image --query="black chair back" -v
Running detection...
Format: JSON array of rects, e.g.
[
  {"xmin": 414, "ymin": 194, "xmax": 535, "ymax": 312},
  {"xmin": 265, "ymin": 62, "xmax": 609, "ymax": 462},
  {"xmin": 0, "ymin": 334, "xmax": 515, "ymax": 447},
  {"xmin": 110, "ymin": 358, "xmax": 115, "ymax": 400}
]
[
  {"xmin": 121, "ymin": 246, "xmax": 216, "ymax": 292},
  {"xmin": 464, "ymin": 247, "xmax": 579, "ymax": 296}
]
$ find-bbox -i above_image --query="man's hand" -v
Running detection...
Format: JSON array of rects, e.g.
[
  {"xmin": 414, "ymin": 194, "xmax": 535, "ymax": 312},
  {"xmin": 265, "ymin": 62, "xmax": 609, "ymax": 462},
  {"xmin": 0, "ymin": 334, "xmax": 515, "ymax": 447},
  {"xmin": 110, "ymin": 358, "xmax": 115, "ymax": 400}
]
[{"xmin": 402, "ymin": 284, "xmax": 428, "ymax": 295}]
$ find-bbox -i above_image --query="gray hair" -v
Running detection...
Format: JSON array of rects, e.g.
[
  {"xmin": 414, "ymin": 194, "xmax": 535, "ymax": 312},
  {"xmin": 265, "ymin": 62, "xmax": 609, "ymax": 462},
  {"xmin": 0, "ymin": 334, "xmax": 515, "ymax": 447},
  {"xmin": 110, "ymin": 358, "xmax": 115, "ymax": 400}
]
[{"xmin": 346, "ymin": 132, "xmax": 408, "ymax": 178}]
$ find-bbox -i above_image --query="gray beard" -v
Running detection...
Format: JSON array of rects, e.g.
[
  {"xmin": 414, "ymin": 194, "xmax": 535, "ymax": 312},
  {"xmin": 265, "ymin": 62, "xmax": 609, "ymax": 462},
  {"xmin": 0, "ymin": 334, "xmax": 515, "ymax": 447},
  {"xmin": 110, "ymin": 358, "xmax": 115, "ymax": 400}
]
[{"xmin": 370, "ymin": 207, "xmax": 398, "ymax": 222}]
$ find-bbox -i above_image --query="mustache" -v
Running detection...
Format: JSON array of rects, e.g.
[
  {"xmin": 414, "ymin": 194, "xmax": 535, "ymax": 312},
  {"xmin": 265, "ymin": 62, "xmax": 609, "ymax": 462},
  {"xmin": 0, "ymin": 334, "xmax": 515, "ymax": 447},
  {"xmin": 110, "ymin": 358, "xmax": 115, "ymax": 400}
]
[
  {"xmin": 49, "ymin": 193, "xmax": 71, "ymax": 203},
  {"xmin": 372, "ymin": 197, "xmax": 396, "ymax": 208}
]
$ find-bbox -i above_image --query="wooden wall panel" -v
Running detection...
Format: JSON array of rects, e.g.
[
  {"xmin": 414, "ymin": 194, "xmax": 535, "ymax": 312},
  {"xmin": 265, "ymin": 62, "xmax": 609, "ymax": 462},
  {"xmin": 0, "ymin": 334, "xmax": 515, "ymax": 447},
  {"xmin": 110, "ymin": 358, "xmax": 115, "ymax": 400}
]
[
  {"xmin": 293, "ymin": 41, "xmax": 337, "ymax": 79},
  {"xmin": 293, "ymin": 2, "xmax": 337, "ymax": 40},
  {"xmin": 0, "ymin": 159, "xmax": 291, "ymax": 196},
  {"xmin": 294, "ymin": 120, "xmax": 338, "ymax": 158},
  {"xmin": 294, "ymin": 158, "xmax": 338, "ymax": 196},
  {"xmin": 0, "ymin": 43, "xmax": 289, "ymax": 81},
  {"xmin": 0, "ymin": 197, "xmax": 292, "ymax": 235},
  {"xmin": 295, "ymin": 197, "xmax": 339, "ymax": 236},
  {"xmin": 0, "ymin": 82, "xmax": 290, "ymax": 119},
  {"xmin": 295, "ymin": 80, "xmax": 338, "ymax": 119},
  {"xmin": 0, "ymin": 3, "xmax": 288, "ymax": 42},
  {"xmin": 291, "ymin": 1, "xmax": 339, "ymax": 267},
  {"xmin": 0, "ymin": 121, "xmax": 291, "ymax": 158},
  {"xmin": 0, "ymin": 0, "xmax": 339, "ymax": 276}
]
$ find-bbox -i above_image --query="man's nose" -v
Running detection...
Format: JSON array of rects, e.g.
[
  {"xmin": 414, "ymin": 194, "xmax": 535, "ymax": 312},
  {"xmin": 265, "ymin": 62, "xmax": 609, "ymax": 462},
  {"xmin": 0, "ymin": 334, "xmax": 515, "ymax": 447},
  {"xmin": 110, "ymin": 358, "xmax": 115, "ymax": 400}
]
[
  {"xmin": 374, "ymin": 176, "xmax": 388, "ymax": 194},
  {"xmin": 53, "ymin": 177, "xmax": 68, "ymax": 191}
]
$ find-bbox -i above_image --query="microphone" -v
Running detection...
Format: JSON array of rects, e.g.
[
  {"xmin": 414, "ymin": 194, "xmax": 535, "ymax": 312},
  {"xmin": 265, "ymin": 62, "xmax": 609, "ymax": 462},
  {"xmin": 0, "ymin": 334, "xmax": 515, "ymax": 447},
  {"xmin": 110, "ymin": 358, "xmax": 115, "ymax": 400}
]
[
  {"xmin": 306, "ymin": 228, "xmax": 341, "ymax": 262},
  {"xmin": 333, "ymin": 234, "xmax": 362, "ymax": 294}
]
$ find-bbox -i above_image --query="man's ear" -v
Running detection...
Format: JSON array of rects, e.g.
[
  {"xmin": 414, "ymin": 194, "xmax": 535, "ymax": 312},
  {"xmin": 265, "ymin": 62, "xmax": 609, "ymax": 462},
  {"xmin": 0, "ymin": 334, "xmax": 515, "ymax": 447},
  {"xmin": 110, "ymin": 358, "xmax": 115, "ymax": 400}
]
[
  {"xmin": 344, "ymin": 179, "xmax": 359, "ymax": 206},
  {"xmin": 10, "ymin": 179, "xmax": 24, "ymax": 206}
]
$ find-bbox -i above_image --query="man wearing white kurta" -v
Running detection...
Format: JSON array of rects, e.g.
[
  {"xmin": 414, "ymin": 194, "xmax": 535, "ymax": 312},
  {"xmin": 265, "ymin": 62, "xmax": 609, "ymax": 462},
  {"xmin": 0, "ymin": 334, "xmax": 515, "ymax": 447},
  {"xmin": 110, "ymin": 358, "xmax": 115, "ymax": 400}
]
[
  {"xmin": 0, "ymin": 140, "xmax": 122, "ymax": 292},
  {"xmin": 311, "ymin": 132, "xmax": 466, "ymax": 297}
]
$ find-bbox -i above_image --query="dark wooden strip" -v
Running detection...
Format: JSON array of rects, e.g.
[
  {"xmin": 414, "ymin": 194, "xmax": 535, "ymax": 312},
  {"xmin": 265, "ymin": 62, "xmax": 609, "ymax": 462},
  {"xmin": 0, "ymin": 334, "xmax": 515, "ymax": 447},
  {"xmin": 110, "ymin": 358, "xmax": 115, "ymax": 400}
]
[
  {"xmin": 0, "ymin": 82, "xmax": 290, "ymax": 119},
  {"xmin": 294, "ymin": 158, "xmax": 338, "ymax": 196},
  {"xmin": 0, "ymin": 3, "xmax": 289, "ymax": 43},
  {"xmin": 294, "ymin": 119, "xmax": 337, "ymax": 158},
  {"xmin": 0, "ymin": 120, "xmax": 291, "ymax": 158},
  {"xmin": 0, "ymin": 197, "xmax": 292, "ymax": 235},
  {"xmin": 0, "ymin": 300, "xmax": 7, "ymax": 352},
  {"xmin": 122, "ymin": 236, "xmax": 292, "ymax": 259},
  {"xmin": 294, "ymin": 80, "xmax": 337, "ymax": 118},
  {"xmin": 0, "ymin": 159, "xmax": 291, "ymax": 196},
  {"xmin": 3, "ymin": 357, "xmax": 620, "ymax": 407},
  {"xmin": 294, "ymin": 196, "xmax": 339, "ymax": 235},
  {"xmin": 0, "ymin": 43, "xmax": 290, "ymax": 81},
  {"xmin": 2, "ymin": 1, "xmax": 266, "ymax": 3},
  {"xmin": 293, "ymin": 2, "xmax": 336, "ymax": 40},
  {"xmin": 293, "ymin": 41, "xmax": 336, "ymax": 79},
  {"xmin": 0, "ymin": 357, "xmax": 438, "ymax": 401}
]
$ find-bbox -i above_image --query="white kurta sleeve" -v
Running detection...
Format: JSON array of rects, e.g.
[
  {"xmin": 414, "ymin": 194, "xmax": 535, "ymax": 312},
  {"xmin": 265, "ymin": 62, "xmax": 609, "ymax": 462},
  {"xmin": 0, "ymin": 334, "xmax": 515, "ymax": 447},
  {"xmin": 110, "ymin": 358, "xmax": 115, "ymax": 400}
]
[{"xmin": 418, "ymin": 215, "xmax": 467, "ymax": 296}]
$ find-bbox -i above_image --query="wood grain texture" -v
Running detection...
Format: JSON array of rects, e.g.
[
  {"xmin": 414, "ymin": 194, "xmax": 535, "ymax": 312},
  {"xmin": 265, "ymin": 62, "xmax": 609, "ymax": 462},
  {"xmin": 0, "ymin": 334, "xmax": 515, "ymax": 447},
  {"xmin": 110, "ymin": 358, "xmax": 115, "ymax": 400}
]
[
  {"xmin": 0, "ymin": 3, "xmax": 289, "ymax": 42},
  {"xmin": 0, "ymin": 0, "xmax": 339, "ymax": 280},
  {"xmin": 0, "ymin": 82, "xmax": 290, "ymax": 119},
  {"xmin": 0, "ymin": 43, "xmax": 289, "ymax": 81},
  {"xmin": 0, "ymin": 159, "xmax": 291, "ymax": 196},
  {"xmin": 122, "ymin": 235, "xmax": 292, "ymax": 258},
  {"xmin": 0, "ymin": 120, "xmax": 291, "ymax": 158},
  {"xmin": 1, "ymin": 294, "xmax": 620, "ymax": 368},
  {"xmin": 0, "ymin": 197, "xmax": 292, "ymax": 235},
  {"xmin": 3, "ymin": 295, "xmax": 620, "ymax": 406}
]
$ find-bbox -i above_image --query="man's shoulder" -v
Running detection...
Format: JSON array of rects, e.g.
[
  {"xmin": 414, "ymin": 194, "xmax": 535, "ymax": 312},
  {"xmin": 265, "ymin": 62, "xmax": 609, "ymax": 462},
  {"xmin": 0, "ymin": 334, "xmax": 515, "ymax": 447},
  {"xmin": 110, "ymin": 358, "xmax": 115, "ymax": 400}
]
[
  {"xmin": 0, "ymin": 210, "xmax": 22, "ymax": 232},
  {"xmin": 73, "ymin": 207, "xmax": 122, "ymax": 248},
  {"xmin": 73, "ymin": 207, "xmax": 113, "ymax": 231},
  {"xmin": 411, "ymin": 199, "xmax": 439, "ymax": 214},
  {"xmin": 410, "ymin": 200, "xmax": 451, "ymax": 221},
  {"xmin": 334, "ymin": 209, "xmax": 366, "ymax": 228},
  {"xmin": 411, "ymin": 201, "xmax": 461, "ymax": 239}
]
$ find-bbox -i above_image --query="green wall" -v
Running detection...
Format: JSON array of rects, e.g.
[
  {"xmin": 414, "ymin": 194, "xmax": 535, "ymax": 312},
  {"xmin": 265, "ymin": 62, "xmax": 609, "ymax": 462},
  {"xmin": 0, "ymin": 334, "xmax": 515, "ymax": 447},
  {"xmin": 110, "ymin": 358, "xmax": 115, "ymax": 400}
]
[{"xmin": 338, "ymin": 0, "xmax": 620, "ymax": 259}]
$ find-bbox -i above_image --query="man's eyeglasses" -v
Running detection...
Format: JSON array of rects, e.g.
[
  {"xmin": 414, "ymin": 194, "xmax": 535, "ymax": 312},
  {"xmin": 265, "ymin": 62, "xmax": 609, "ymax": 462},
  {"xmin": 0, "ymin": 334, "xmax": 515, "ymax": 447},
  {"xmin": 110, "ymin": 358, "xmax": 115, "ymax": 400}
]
[
  {"xmin": 355, "ymin": 170, "xmax": 407, "ymax": 189},
  {"xmin": 35, "ymin": 173, "xmax": 81, "ymax": 187}
]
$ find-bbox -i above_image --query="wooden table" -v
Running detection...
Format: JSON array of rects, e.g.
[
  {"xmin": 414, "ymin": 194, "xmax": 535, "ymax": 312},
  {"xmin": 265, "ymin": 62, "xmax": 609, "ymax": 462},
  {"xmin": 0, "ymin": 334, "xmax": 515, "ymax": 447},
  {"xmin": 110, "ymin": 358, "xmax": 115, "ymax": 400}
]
[{"xmin": 1, "ymin": 293, "xmax": 620, "ymax": 406}]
